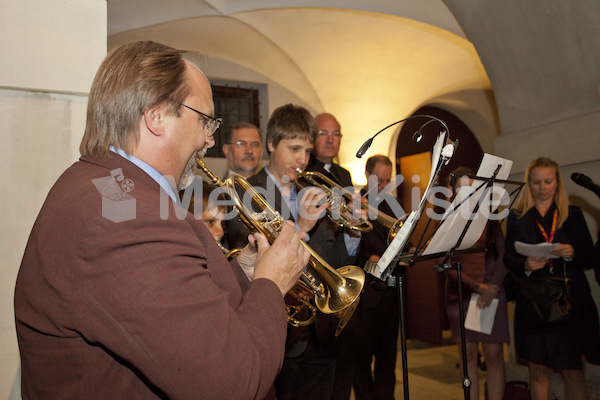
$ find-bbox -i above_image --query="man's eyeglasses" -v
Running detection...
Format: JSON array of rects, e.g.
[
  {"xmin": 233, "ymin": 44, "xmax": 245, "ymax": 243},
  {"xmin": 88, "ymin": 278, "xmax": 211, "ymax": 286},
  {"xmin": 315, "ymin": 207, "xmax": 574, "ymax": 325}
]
[
  {"xmin": 182, "ymin": 104, "xmax": 222, "ymax": 136},
  {"xmin": 230, "ymin": 140, "xmax": 262, "ymax": 149},
  {"xmin": 317, "ymin": 129, "xmax": 342, "ymax": 138}
]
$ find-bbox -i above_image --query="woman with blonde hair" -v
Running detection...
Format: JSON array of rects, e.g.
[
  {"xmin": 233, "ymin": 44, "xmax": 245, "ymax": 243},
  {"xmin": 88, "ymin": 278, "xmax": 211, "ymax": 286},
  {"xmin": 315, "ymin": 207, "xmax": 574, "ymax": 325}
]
[{"xmin": 504, "ymin": 157, "xmax": 600, "ymax": 400}]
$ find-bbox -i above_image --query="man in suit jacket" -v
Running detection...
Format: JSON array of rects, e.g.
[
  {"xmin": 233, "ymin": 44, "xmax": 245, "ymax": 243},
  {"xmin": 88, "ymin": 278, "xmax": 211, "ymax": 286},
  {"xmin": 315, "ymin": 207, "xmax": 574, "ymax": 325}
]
[
  {"xmin": 222, "ymin": 122, "xmax": 263, "ymax": 179},
  {"xmin": 306, "ymin": 113, "xmax": 371, "ymax": 400},
  {"xmin": 225, "ymin": 104, "xmax": 361, "ymax": 400},
  {"xmin": 14, "ymin": 41, "xmax": 309, "ymax": 400},
  {"xmin": 354, "ymin": 155, "xmax": 403, "ymax": 400},
  {"xmin": 306, "ymin": 113, "xmax": 353, "ymax": 189},
  {"xmin": 219, "ymin": 122, "xmax": 263, "ymax": 250}
]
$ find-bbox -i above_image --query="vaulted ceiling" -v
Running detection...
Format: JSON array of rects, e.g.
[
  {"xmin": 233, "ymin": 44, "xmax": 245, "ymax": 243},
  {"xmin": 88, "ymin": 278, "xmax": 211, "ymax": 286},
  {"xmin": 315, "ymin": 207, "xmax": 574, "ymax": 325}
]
[{"xmin": 107, "ymin": 1, "xmax": 497, "ymax": 175}]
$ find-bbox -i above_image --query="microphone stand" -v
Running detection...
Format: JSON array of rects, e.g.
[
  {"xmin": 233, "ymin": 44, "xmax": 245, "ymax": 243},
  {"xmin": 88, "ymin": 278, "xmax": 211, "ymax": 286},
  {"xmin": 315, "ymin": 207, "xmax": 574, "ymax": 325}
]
[
  {"xmin": 355, "ymin": 116, "xmax": 458, "ymax": 400},
  {"xmin": 394, "ymin": 266, "xmax": 410, "ymax": 400},
  {"xmin": 390, "ymin": 156, "xmax": 449, "ymax": 400},
  {"xmin": 356, "ymin": 115, "xmax": 449, "ymax": 159}
]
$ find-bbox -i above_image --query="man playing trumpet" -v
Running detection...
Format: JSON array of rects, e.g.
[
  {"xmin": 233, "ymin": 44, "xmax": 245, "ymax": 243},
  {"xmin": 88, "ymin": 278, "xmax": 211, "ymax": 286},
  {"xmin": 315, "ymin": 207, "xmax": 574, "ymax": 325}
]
[
  {"xmin": 226, "ymin": 104, "xmax": 362, "ymax": 400},
  {"xmin": 14, "ymin": 41, "xmax": 309, "ymax": 400}
]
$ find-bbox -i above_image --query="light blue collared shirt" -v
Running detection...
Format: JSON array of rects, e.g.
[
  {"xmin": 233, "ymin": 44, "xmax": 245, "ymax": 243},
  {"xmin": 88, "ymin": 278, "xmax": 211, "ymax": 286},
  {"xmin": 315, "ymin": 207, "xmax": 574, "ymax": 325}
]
[
  {"xmin": 264, "ymin": 167, "xmax": 305, "ymax": 237},
  {"xmin": 264, "ymin": 167, "xmax": 359, "ymax": 255},
  {"xmin": 110, "ymin": 146, "xmax": 179, "ymax": 202}
]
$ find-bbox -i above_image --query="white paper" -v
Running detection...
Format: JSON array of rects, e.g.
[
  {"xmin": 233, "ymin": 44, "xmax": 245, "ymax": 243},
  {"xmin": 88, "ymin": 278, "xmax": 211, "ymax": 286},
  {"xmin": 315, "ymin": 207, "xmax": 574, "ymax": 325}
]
[
  {"xmin": 372, "ymin": 211, "xmax": 417, "ymax": 279},
  {"xmin": 514, "ymin": 241, "xmax": 560, "ymax": 259},
  {"xmin": 422, "ymin": 153, "xmax": 513, "ymax": 256},
  {"xmin": 464, "ymin": 293, "xmax": 498, "ymax": 335},
  {"xmin": 372, "ymin": 132, "xmax": 448, "ymax": 279}
]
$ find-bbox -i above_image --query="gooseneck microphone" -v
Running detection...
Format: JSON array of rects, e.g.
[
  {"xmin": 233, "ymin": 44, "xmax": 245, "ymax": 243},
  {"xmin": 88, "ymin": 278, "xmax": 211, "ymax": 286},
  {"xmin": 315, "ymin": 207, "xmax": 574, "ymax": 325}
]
[
  {"xmin": 571, "ymin": 172, "xmax": 600, "ymax": 199},
  {"xmin": 355, "ymin": 115, "xmax": 450, "ymax": 158}
]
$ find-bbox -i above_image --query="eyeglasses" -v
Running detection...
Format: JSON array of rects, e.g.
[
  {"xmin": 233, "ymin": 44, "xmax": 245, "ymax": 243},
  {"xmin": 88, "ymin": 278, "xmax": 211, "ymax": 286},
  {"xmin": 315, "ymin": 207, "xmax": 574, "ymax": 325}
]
[
  {"xmin": 231, "ymin": 140, "xmax": 262, "ymax": 149},
  {"xmin": 182, "ymin": 104, "xmax": 222, "ymax": 136},
  {"xmin": 317, "ymin": 129, "xmax": 342, "ymax": 138}
]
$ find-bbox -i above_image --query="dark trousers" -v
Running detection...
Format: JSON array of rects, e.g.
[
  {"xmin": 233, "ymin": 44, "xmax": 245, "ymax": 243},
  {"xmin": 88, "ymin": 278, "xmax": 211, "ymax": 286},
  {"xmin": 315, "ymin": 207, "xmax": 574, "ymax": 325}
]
[
  {"xmin": 275, "ymin": 336, "xmax": 337, "ymax": 400},
  {"xmin": 353, "ymin": 285, "xmax": 400, "ymax": 400},
  {"xmin": 330, "ymin": 311, "xmax": 358, "ymax": 400}
]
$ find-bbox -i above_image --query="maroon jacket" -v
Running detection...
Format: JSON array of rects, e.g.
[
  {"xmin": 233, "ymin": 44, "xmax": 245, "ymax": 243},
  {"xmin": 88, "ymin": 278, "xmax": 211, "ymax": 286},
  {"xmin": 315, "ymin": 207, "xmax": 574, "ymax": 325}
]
[{"xmin": 15, "ymin": 153, "xmax": 286, "ymax": 399}]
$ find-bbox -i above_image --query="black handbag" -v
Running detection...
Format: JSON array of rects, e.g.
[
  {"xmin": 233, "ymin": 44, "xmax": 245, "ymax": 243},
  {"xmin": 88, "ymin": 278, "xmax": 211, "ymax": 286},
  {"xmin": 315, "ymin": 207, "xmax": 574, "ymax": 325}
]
[{"xmin": 517, "ymin": 263, "xmax": 573, "ymax": 324}]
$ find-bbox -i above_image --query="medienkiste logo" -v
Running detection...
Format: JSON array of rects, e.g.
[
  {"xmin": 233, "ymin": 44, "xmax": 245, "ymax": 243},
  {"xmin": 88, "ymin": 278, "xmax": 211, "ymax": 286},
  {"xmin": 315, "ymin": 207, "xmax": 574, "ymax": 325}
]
[{"xmin": 92, "ymin": 168, "xmax": 136, "ymax": 223}]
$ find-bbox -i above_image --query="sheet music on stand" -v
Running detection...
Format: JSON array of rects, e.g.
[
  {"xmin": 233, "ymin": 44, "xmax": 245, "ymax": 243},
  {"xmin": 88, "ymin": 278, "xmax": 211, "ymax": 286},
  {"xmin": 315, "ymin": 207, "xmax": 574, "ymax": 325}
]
[
  {"xmin": 422, "ymin": 154, "xmax": 513, "ymax": 256},
  {"xmin": 371, "ymin": 151, "xmax": 523, "ymax": 281},
  {"xmin": 364, "ymin": 143, "xmax": 524, "ymax": 400},
  {"xmin": 371, "ymin": 131, "xmax": 448, "ymax": 280}
]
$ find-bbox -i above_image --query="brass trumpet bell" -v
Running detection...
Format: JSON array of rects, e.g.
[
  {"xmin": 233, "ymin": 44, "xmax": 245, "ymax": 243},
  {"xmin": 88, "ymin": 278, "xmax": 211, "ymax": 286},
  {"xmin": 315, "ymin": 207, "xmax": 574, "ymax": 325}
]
[
  {"xmin": 196, "ymin": 159, "xmax": 364, "ymax": 333},
  {"xmin": 371, "ymin": 205, "xmax": 406, "ymax": 244}
]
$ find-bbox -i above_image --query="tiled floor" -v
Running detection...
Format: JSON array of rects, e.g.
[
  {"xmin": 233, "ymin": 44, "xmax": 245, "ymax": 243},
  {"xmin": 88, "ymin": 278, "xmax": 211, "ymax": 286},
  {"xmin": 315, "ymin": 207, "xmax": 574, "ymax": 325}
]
[
  {"xmin": 396, "ymin": 342, "xmax": 481, "ymax": 399},
  {"xmin": 350, "ymin": 332, "xmax": 600, "ymax": 400},
  {"xmin": 348, "ymin": 335, "xmax": 489, "ymax": 400},
  {"xmin": 379, "ymin": 338, "xmax": 488, "ymax": 400}
]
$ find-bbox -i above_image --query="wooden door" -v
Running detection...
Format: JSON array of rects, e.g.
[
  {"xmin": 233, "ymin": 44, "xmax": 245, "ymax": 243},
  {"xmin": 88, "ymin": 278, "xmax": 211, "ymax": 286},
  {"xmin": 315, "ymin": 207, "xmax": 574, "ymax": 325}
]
[{"xmin": 399, "ymin": 152, "xmax": 447, "ymax": 345}]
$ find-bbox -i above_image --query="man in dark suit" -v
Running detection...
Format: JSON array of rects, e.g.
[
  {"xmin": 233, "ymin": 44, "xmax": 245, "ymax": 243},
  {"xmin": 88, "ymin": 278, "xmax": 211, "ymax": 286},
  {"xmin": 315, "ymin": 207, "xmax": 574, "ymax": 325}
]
[
  {"xmin": 354, "ymin": 155, "xmax": 403, "ymax": 400},
  {"xmin": 225, "ymin": 104, "xmax": 361, "ymax": 400},
  {"xmin": 14, "ymin": 41, "xmax": 309, "ymax": 400},
  {"xmin": 219, "ymin": 122, "xmax": 263, "ymax": 250},
  {"xmin": 222, "ymin": 122, "xmax": 263, "ymax": 179},
  {"xmin": 304, "ymin": 112, "xmax": 362, "ymax": 400},
  {"xmin": 306, "ymin": 113, "xmax": 353, "ymax": 189}
]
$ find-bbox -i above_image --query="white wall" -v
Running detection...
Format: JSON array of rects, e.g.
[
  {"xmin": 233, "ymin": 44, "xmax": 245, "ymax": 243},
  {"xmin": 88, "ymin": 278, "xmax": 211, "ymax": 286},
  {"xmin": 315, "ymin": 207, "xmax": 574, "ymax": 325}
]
[
  {"xmin": 1, "ymin": 11, "xmax": 322, "ymax": 397},
  {"xmin": 200, "ymin": 56, "xmax": 317, "ymax": 178},
  {"xmin": 0, "ymin": 1, "xmax": 107, "ymax": 398},
  {"xmin": 495, "ymin": 111, "xmax": 600, "ymax": 244}
]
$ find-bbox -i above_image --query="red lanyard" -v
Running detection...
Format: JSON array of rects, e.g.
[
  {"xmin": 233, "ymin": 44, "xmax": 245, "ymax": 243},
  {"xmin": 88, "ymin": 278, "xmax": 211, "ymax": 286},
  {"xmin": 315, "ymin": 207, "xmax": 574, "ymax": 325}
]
[
  {"xmin": 536, "ymin": 209, "xmax": 557, "ymax": 243},
  {"xmin": 536, "ymin": 209, "xmax": 558, "ymax": 272}
]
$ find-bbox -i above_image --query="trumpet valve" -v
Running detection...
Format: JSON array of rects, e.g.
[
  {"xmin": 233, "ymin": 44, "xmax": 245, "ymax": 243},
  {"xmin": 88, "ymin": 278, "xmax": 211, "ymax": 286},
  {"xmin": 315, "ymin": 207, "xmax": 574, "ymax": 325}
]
[
  {"xmin": 251, "ymin": 210, "xmax": 283, "ymax": 236},
  {"xmin": 301, "ymin": 270, "xmax": 326, "ymax": 299},
  {"xmin": 328, "ymin": 190, "xmax": 344, "ymax": 222}
]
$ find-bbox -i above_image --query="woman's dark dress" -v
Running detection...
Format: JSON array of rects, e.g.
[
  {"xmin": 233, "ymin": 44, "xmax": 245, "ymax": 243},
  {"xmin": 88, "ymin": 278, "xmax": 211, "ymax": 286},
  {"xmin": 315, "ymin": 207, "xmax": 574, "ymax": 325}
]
[
  {"xmin": 445, "ymin": 222, "xmax": 510, "ymax": 344},
  {"xmin": 504, "ymin": 204, "xmax": 600, "ymax": 369}
]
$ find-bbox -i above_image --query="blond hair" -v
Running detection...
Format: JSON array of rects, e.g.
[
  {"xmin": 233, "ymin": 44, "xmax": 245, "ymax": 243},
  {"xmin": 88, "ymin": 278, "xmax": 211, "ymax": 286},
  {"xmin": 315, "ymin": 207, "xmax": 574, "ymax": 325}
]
[{"xmin": 513, "ymin": 157, "xmax": 569, "ymax": 228}]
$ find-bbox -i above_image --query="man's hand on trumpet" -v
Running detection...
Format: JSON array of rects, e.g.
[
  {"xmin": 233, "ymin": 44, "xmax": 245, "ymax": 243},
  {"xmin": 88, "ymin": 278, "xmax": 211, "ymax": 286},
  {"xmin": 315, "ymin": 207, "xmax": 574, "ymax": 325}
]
[
  {"xmin": 297, "ymin": 186, "xmax": 329, "ymax": 234},
  {"xmin": 343, "ymin": 192, "xmax": 368, "ymax": 237},
  {"xmin": 253, "ymin": 221, "xmax": 311, "ymax": 296}
]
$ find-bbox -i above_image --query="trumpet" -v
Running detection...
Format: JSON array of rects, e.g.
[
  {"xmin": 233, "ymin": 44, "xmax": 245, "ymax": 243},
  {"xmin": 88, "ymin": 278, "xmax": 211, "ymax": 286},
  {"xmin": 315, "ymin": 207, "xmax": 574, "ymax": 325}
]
[
  {"xmin": 197, "ymin": 159, "xmax": 364, "ymax": 335},
  {"xmin": 219, "ymin": 240, "xmax": 317, "ymax": 327},
  {"xmin": 370, "ymin": 204, "xmax": 406, "ymax": 244},
  {"xmin": 295, "ymin": 169, "xmax": 406, "ymax": 243},
  {"xmin": 294, "ymin": 169, "xmax": 373, "ymax": 232},
  {"xmin": 216, "ymin": 241, "xmax": 242, "ymax": 260}
]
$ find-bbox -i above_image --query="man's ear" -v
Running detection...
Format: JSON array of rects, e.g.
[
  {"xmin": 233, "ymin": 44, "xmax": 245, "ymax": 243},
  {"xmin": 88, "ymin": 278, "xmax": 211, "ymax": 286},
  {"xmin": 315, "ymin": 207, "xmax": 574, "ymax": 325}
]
[
  {"xmin": 267, "ymin": 140, "xmax": 275, "ymax": 153},
  {"xmin": 221, "ymin": 143, "xmax": 229, "ymax": 155},
  {"xmin": 143, "ymin": 106, "xmax": 166, "ymax": 137}
]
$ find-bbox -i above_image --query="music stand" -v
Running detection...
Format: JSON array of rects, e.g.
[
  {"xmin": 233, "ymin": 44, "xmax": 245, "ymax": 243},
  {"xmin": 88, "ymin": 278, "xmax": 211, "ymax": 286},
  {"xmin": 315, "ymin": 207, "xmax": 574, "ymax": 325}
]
[
  {"xmin": 371, "ymin": 153, "xmax": 523, "ymax": 400},
  {"xmin": 369, "ymin": 131, "xmax": 455, "ymax": 399}
]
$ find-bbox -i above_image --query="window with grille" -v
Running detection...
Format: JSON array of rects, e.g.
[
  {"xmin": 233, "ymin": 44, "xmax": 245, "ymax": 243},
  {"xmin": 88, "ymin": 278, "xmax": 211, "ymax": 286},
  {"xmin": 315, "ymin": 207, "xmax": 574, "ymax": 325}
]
[{"xmin": 205, "ymin": 80, "xmax": 268, "ymax": 158}]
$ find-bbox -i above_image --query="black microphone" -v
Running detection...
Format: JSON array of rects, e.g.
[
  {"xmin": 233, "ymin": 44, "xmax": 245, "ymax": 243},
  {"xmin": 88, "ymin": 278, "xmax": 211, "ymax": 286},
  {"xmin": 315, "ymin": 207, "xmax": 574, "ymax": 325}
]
[
  {"xmin": 571, "ymin": 172, "xmax": 600, "ymax": 199},
  {"xmin": 355, "ymin": 115, "xmax": 449, "ymax": 158},
  {"xmin": 355, "ymin": 138, "xmax": 373, "ymax": 159}
]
